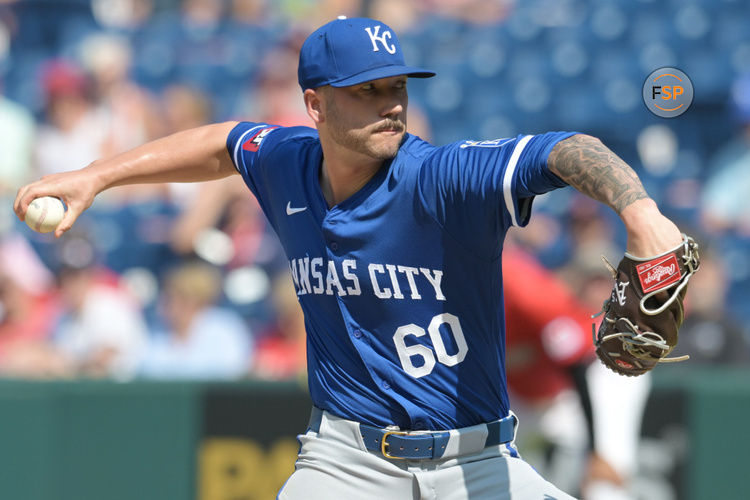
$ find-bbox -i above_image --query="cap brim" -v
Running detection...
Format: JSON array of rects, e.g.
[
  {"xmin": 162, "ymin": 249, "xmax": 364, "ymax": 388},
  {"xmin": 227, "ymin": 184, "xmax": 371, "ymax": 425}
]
[{"xmin": 330, "ymin": 65, "xmax": 436, "ymax": 87}]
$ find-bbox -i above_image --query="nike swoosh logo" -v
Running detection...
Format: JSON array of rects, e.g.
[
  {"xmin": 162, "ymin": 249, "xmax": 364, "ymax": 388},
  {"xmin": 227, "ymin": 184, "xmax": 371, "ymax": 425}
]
[{"xmin": 286, "ymin": 202, "xmax": 308, "ymax": 215}]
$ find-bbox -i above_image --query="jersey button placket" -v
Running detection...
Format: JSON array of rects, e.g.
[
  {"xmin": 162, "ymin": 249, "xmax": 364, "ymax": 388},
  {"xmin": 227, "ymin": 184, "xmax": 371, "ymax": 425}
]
[
  {"xmin": 352, "ymin": 328, "xmax": 362, "ymax": 339},
  {"xmin": 330, "ymin": 241, "xmax": 339, "ymax": 251}
]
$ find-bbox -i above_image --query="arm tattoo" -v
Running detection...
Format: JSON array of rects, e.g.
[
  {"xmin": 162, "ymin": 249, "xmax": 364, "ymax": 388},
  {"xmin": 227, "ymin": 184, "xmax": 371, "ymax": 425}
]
[{"xmin": 547, "ymin": 134, "xmax": 649, "ymax": 214}]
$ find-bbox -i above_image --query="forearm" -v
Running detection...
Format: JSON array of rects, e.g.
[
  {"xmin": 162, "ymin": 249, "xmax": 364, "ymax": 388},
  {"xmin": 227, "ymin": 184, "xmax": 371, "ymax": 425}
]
[
  {"xmin": 547, "ymin": 134, "xmax": 648, "ymax": 215},
  {"xmin": 15, "ymin": 121, "xmax": 240, "ymax": 237},
  {"xmin": 93, "ymin": 121, "xmax": 239, "ymax": 193},
  {"xmin": 547, "ymin": 134, "xmax": 682, "ymax": 255}
]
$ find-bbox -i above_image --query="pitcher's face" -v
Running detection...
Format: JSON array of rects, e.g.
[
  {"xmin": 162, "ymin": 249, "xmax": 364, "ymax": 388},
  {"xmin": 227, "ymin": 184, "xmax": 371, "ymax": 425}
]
[{"xmin": 322, "ymin": 76, "xmax": 408, "ymax": 160}]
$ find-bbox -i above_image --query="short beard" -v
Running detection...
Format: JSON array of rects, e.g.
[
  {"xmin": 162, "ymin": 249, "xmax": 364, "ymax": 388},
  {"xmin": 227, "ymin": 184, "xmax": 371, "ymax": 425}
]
[{"xmin": 324, "ymin": 93, "xmax": 405, "ymax": 160}]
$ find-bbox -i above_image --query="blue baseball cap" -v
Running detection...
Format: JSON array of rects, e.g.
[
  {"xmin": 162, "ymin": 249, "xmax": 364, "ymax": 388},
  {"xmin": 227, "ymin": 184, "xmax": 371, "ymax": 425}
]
[{"xmin": 298, "ymin": 16, "xmax": 435, "ymax": 91}]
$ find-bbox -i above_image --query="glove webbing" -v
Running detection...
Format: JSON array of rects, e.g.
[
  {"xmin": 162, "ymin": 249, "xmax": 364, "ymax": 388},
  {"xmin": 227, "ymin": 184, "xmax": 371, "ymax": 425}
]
[{"xmin": 592, "ymin": 316, "xmax": 690, "ymax": 365}]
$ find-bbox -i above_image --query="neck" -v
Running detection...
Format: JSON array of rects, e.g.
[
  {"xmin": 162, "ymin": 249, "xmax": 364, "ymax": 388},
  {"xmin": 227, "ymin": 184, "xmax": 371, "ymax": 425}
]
[{"xmin": 319, "ymin": 148, "xmax": 385, "ymax": 207}]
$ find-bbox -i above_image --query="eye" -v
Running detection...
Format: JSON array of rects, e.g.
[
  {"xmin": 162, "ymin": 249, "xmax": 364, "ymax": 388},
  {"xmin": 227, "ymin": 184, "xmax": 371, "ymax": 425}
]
[{"xmin": 360, "ymin": 83, "xmax": 375, "ymax": 91}]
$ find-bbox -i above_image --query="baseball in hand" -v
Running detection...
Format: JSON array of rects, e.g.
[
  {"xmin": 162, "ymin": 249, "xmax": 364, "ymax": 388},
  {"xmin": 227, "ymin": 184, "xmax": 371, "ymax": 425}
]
[{"xmin": 24, "ymin": 196, "xmax": 65, "ymax": 233}]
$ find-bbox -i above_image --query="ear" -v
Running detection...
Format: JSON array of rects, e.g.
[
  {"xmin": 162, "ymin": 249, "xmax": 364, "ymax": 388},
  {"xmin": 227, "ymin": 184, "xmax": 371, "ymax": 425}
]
[{"xmin": 304, "ymin": 88, "xmax": 325, "ymax": 124}]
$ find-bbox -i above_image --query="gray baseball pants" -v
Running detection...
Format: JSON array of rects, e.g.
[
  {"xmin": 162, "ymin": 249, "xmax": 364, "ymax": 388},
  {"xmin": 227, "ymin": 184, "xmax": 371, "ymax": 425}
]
[{"xmin": 277, "ymin": 407, "xmax": 577, "ymax": 499}]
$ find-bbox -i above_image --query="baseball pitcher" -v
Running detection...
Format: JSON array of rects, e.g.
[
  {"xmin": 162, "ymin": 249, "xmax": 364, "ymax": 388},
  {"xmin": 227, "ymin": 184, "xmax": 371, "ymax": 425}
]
[{"xmin": 15, "ymin": 17, "xmax": 698, "ymax": 500}]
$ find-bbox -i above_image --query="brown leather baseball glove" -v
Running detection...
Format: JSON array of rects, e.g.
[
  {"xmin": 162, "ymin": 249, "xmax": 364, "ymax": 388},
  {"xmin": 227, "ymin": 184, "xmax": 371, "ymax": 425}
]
[{"xmin": 593, "ymin": 234, "xmax": 700, "ymax": 376}]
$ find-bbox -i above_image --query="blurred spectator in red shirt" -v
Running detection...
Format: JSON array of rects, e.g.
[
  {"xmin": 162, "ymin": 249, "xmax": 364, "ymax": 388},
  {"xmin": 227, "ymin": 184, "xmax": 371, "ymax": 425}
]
[
  {"xmin": 503, "ymin": 240, "xmax": 650, "ymax": 500},
  {"xmin": 251, "ymin": 274, "xmax": 306, "ymax": 381},
  {"xmin": 504, "ymin": 245, "xmax": 594, "ymax": 401},
  {"xmin": 0, "ymin": 233, "xmax": 69, "ymax": 378}
]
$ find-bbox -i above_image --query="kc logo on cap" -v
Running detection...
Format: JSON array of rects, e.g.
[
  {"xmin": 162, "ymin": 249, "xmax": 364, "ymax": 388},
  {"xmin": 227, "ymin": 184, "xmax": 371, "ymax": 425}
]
[
  {"xmin": 298, "ymin": 17, "xmax": 435, "ymax": 90},
  {"xmin": 364, "ymin": 25, "xmax": 396, "ymax": 54}
]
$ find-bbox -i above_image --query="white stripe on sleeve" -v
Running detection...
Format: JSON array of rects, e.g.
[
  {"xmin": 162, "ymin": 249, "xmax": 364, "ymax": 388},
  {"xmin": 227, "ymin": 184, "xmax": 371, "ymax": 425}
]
[
  {"xmin": 502, "ymin": 134, "xmax": 534, "ymax": 227},
  {"xmin": 232, "ymin": 125, "xmax": 264, "ymax": 172}
]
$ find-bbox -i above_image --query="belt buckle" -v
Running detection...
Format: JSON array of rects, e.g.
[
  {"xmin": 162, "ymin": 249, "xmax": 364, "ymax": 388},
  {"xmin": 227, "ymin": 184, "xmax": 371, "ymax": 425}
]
[{"xmin": 381, "ymin": 430, "xmax": 409, "ymax": 459}]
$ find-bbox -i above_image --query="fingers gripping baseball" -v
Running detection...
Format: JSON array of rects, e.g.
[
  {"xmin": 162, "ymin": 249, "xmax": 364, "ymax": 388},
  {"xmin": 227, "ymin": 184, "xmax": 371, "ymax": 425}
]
[
  {"xmin": 15, "ymin": 172, "xmax": 96, "ymax": 237},
  {"xmin": 55, "ymin": 202, "xmax": 83, "ymax": 237}
]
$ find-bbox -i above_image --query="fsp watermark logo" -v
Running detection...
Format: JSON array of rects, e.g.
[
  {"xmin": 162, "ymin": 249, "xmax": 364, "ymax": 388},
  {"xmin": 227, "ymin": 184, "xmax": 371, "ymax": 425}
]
[{"xmin": 642, "ymin": 67, "xmax": 694, "ymax": 118}]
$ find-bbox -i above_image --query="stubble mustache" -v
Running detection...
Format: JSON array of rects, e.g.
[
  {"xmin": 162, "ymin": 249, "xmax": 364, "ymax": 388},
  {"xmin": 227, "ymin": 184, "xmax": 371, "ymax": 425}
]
[{"xmin": 373, "ymin": 119, "xmax": 405, "ymax": 133}]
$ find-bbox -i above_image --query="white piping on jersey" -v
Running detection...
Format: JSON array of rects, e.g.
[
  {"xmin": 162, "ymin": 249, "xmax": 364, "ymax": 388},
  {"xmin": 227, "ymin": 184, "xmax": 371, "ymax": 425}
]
[
  {"xmin": 232, "ymin": 125, "xmax": 265, "ymax": 171},
  {"xmin": 502, "ymin": 134, "xmax": 534, "ymax": 227}
]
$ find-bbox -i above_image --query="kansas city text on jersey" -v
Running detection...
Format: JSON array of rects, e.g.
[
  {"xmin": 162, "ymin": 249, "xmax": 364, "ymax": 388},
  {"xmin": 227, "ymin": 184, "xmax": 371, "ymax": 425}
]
[{"xmin": 288, "ymin": 256, "xmax": 446, "ymax": 301}]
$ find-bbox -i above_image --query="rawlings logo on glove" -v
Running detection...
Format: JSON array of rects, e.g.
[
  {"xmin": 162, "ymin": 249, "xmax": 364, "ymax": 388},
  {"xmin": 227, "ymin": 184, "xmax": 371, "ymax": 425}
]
[
  {"xmin": 593, "ymin": 234, "xmax": 700, "ymax": 376},
  {"xmin": 637, "ymin": 255, "xmax": 681, "ymax": 292}
]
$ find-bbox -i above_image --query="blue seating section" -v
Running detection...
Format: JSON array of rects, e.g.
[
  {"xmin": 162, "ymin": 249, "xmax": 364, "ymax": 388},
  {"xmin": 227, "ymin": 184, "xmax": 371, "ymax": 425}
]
[{"xmin": 4, "ymin": 0, "xmax": 750, "ymax": 324}]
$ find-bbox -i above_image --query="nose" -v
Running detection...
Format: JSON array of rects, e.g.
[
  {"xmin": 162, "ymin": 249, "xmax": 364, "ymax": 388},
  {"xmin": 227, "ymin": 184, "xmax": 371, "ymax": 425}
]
[
  {"xmin": 381, "ymin": 103, "xmax": 403, "ymax": 119},
  {"xmin": 380, "ymin": 93, "xmax": 406, "ymax": 119}
]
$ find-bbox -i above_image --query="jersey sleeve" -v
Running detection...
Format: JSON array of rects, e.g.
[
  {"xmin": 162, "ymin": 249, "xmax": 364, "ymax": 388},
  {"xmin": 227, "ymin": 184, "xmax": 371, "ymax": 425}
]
[
  {"xmin": 510, "ymin": 132, "xmax": 576, "ymax": 223},
  {"xmin": 225, "ymin": 121, "xmax": 283, "ymax": 198},
  {"xmin": 418, "ymin": 131, "xmax": 577, "ymax": 260}
]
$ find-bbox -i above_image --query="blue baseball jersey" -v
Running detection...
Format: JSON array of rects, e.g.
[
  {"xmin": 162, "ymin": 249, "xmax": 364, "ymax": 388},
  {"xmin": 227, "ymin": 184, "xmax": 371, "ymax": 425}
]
[{"xmin": 227, "ymin": 122, "xmax": 575, "ymax": 430}]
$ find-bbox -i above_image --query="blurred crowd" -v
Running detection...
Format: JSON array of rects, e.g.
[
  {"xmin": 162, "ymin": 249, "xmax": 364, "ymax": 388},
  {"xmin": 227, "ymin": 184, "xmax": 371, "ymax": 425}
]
[{"xmin": 1, "ymin": 0, "xmax": 750, "ymax": 384}]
